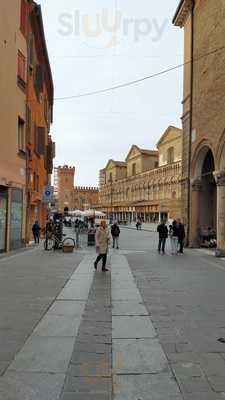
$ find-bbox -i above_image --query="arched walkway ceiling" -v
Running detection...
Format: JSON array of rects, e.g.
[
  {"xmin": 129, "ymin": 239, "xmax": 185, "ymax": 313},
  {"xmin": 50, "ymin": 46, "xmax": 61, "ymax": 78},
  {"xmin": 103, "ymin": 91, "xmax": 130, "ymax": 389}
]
[{"xmin": 193, "ymin": 145, "xmax": 216, "ymax": 180}]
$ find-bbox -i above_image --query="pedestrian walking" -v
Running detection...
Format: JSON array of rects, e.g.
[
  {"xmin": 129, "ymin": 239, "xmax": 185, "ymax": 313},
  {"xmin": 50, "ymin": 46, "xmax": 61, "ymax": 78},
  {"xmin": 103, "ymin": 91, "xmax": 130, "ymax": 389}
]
[
  {"xmin": 32, "ymin": 221, "xmax": 41, "ymax": 244},
  {"xmin": 169, "ymin": 220, "xmax": 179, "ymax": 255},
  {"xmin": 44, "ymin": 219, "xmax": 54, "ymax": 250},
  {"xmin": 157, "ymin": 220, "xmax": 168, "ymax": 254},
  {"xmin": 111, "ymin": 222, "xmax": 120, "ymax": 249},
  {"xmin": 177, "ymin": 219, "xmax": 185, "ymax": 254},
  {"xmin": 136, "ymin": 217, "xmax": 142, "ymax": 230},
  {"xmin": 94, "ymin": 220, "xmax": 110, "ymax": 272}
]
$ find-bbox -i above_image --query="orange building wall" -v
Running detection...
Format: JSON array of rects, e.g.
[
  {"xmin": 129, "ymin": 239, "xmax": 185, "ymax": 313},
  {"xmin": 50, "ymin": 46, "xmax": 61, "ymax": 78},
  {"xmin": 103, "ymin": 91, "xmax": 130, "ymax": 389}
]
[{"xmin": 26, "ymin": 2, "xmax": 54, "ymax": 239}]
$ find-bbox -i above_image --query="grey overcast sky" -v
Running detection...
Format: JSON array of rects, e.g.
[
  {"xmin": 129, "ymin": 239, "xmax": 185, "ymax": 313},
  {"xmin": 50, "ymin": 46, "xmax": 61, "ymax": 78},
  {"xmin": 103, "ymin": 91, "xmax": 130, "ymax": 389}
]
[{"xmin": 38, "ymin": 0, "xmax": 183, "ymax": 186}]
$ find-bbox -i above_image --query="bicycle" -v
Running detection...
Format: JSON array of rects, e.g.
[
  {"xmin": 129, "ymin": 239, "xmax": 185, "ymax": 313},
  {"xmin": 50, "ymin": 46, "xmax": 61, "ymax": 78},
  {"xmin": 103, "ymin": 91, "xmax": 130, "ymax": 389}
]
[{"xmin": 44, "ymin": 234, "xmax": 75, "ymax": 251}]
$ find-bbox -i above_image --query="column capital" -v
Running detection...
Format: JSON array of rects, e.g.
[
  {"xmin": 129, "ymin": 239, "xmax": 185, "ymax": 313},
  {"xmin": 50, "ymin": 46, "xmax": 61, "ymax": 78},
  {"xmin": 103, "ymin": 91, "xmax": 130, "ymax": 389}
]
[
  {"xmin": 191, "ymin": 179, "xmax": 202, "ymax": 191},
  {"xmin": 214, "ymin": 171, "xmax": 225, "ymax": 186}
]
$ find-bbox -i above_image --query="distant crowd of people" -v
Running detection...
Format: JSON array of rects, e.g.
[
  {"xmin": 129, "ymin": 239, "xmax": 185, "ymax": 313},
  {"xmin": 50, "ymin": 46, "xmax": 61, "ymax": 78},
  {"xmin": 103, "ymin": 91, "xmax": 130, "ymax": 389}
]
[{"xmin": 157, "ymin": 219, "xmax": 185, "ymax": 255}]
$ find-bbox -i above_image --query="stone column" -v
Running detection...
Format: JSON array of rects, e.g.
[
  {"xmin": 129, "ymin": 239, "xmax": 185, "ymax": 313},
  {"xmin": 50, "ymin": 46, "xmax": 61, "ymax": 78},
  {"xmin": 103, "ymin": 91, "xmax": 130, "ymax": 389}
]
[
  {"xmin": 190, "ymin": 179, "xmax": 202, "ymax": 247},
  {"xmin": 214, "ymin": 171, "xmax": 225, "ymax": 257}
]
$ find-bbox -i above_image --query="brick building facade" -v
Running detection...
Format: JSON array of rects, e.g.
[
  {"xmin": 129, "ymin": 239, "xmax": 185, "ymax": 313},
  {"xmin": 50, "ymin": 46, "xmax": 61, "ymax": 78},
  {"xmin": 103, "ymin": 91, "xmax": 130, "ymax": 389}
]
[
  {"xmin": 55, "ymin": 166, "xmax": 99, "ymax": 212},
  {"xmin": 173, "ymin": 0, "xmax": 225, "ymax": 255}
]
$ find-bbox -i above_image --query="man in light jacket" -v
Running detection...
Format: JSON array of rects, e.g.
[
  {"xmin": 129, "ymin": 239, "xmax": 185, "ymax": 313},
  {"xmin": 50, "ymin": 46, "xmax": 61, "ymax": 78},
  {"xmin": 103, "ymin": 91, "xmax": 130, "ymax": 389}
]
[{"xmin": 94, "ymin": 220, "xmax": 110, "ymax": 272}]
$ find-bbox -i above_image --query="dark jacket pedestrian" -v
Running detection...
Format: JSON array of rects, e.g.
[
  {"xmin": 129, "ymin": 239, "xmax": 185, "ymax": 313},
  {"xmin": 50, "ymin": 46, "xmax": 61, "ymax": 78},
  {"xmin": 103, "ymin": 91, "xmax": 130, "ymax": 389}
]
[
  {"xmin": 157, "ymin": 222, "xmax": 168, "ymax": 254},
  {"xmin": 32, "ymin": 221, "xmax": 41, "ymax": 244},
  {"xmin": 111, "ymin": 223, "xmax": 120, "ymax": 249},
  {"xmin": 177, "ymin": 219, "xmax": 185, "ymax": 254}
]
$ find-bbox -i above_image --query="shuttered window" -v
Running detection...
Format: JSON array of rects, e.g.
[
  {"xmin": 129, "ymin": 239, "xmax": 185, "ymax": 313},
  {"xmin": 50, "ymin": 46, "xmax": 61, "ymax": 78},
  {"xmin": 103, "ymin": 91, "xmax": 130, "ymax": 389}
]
[
  {"xmin": 35, "ymin": 65, "xmax": 44, "ymax": 98},
  {"xmin": 20, "ymin": 0, "xmax": 28, "ymax": 36},
  {"xmin": 18, "ymin": 117, "xmax": 26, "ymax": 153},
  {"xmin": 28, "ymin": 34, "xmax": 34, "ymax": 66},
  {"xmin": 36, "ymin": 127, "xmax": 46, "ymax": 156},
  {"xmin": 26, "ymin": 106, "xmax": 32, "ymax": 144},
  {"xmin": 18, "ymin": 51, "xmax": 26, "ymax": 83}
]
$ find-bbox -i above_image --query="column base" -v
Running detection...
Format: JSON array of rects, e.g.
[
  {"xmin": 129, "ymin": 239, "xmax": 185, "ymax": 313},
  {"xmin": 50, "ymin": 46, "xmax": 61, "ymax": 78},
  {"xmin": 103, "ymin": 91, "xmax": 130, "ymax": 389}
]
[{"xmin": 215, "ymin": 248, "xmax": 225, "ymax": 258}]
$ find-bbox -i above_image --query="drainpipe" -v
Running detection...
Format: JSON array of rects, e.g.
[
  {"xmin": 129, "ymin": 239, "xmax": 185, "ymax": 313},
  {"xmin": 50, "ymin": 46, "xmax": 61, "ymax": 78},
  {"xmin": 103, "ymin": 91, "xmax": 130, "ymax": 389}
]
[{"xmin": 186, "ymin": 1, "xmax": 195, "ymax": 246}]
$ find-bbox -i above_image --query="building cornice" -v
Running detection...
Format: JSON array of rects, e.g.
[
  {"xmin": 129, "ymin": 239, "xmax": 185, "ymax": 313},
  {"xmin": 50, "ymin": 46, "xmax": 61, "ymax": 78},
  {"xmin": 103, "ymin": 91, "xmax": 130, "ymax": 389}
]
[
  {"xmin": 173, "ymin": 0, "xmax": 194, "ymax": 27},
  {"xmin": 100, "ymin": 161, "xmax": 182, "ymax": 190}
]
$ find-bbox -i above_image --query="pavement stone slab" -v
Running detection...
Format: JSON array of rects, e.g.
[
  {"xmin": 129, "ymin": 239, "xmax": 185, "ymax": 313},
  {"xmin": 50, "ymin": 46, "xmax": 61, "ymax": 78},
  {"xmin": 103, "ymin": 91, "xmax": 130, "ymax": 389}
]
[
  {"xmin": 112, "ymin": 301, "xmax": 148, "ymax": 316},
  {"xmin": 8, "ymin": 336, "xmax": 75, "ymax": 373},
  {"xmin": 113, "ymin": 338, "xmax": 168, "ymax": 374},
  {"xmin": 112, "ymin": 316, "xmax": 156, "ymax": 338},
  {"xmin": 48, "ymin": 301, "xmax": 85, "ymax": 317},
  {"xmin": 112, "ymin": 287, "xmax": 142, "ymax": 302},
  {"xmin": 113, "ymin": 373, "xmax": 182, "ymax": 400},
  {"xmin": 63, "ymin": 376, "xmax": 111, "ymax": 393},
  {"xmin": 0, "ymin": 372, "xmax": 65, "ymax": 400},
  {"xmin": 57, "ymin": 282, "xmax": 93, "ymax": 301},
  {"xmin": 32, "ymin": 315, "xmax": 81, "ymax": 337}
]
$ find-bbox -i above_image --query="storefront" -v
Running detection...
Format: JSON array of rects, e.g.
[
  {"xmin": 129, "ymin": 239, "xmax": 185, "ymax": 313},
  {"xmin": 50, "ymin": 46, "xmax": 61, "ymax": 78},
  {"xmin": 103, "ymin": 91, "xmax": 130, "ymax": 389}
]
[
  {"xmin": 0, "ymin": 186, "xmax": 8, "ymax": 253},
  {"xmin": 10, "ymin": 189, "xmax": 23, "ymax": 250}
]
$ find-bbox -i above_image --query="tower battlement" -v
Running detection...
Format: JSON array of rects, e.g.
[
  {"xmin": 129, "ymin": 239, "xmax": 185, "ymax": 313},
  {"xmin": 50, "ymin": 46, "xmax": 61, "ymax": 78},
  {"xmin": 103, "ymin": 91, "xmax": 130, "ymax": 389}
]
[{"xmin": 74, "ymin": 186, "xmax": 99, "ymax": 192}]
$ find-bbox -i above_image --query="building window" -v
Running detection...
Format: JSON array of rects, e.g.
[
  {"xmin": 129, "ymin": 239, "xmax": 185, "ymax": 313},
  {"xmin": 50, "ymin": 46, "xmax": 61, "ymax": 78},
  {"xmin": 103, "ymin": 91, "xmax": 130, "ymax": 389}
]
[
  {"xmin": 154, "ymin": 161, "xmax": 158, "ymax": 168},
  {"xmin": 26, "ymin": 106, "xmax": 32, "ymax": 144},
  {"xmin": 35, "ymin": 126, "xmax": 46, "ymax": 156},
  {"xmin": 18, "ymin": 117, "xmax": 25, "ymax": 153},
  {"xmin": 28, "ymin": 34, "xmax": 34, "ymax": 67},
  {"xmin": 17, "ymin": 51, "xmax": 26, "ymax": 89},
  {"xmin": 109, "ymin": 173, "xmax": 113, "ymax": 183},
  {"xmin": 132, "ymin": 163, "xmax": 136, "ymax": 176},
  {"xmin": 35, "ymin": 65, "xmax": 44, "ymax": 99},
  {"xmin": 20, "ymin": 0, "xmax": 28, "ymax": 36},
  {"xmin": 167, "ymin": 147, "xmax": 175, "ymax": 164},
  {"xmin": 36, "ymin": 175, "xmax": 39, "ymax": 192}
]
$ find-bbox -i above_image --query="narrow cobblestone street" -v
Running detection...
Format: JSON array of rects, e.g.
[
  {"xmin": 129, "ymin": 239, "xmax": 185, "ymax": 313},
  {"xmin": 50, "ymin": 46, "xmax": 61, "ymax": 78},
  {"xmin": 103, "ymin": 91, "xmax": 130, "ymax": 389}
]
[{"xmin": 0, "ymin": 228, "xmax": 225, "ymax": 399}]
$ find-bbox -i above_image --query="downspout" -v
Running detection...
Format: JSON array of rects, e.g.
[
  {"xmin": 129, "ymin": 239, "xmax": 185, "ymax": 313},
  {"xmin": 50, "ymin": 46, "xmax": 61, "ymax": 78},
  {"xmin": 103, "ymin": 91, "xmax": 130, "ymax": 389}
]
[{"xmin": 186, "ymin": 1, "xmax": 194, "ymax": 246}]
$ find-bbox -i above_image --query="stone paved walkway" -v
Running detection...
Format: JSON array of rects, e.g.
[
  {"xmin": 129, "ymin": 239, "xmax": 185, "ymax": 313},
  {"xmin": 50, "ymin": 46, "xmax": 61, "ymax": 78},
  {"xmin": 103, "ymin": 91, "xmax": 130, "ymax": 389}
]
[{"xmin": 0, "ymin": 228, "xmax": 225, "ymax": 399}]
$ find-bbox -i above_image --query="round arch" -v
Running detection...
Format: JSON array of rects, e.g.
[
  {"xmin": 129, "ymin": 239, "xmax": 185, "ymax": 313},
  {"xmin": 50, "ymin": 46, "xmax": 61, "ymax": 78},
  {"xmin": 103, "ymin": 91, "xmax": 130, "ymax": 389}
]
[{"xmin": 192, "ymin": 141, "xmax": 216, "ymax": 179}]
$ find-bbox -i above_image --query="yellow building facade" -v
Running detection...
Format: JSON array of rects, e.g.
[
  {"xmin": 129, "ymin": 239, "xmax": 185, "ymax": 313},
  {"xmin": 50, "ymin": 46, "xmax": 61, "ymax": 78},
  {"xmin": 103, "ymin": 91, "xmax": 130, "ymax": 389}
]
[{"xmin": 99, "ymin": 126, "xmax": 182, "ymax": 223}]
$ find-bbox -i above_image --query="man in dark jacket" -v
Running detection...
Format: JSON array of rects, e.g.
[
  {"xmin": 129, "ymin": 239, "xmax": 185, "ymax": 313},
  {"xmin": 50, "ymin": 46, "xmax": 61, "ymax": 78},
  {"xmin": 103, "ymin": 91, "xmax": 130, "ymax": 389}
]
[
  {"xmin": 111, "ymin": 222, "xmax": 120, "ymax": 249},
  {"xmin": 32, "ymin": 221, "xmax": 41, "ymax": 244},
  {"xmin": 157, "ymin": 220, "xmax": 168, "ymax": 254},
  {"xmin": 177, "ymin": 219, "xmax": 185, "ymax": 254}
]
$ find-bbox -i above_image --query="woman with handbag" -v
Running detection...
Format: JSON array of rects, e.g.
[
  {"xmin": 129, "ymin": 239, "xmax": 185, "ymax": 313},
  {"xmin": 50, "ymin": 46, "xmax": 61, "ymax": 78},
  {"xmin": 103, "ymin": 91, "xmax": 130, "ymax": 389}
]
[{"xmin": 94, "ymin": 220, "xmax": 110, "ymax": 271}]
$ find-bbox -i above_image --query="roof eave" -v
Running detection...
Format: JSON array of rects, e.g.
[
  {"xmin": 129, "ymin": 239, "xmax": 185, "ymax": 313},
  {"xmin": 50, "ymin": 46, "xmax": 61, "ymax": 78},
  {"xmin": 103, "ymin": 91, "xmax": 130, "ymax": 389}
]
[{"xmin": 172, "ymin": 0, "xmax": 193, "ymax": 28}]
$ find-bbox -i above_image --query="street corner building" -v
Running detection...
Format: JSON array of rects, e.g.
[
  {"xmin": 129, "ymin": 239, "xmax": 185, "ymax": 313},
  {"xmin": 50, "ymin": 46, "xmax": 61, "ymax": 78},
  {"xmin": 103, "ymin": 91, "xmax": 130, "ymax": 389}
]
[
  {"xmin": 98, "ymin": 126, "xmax": 182, "ymax": 223},
  {"xmin": 54, "ymin": 165, "xmax": 99, "ymax": 212},
  {"xmin": 173, "ymin": 0, "xmax": 225, "ymax": 255},
  {"xmin": 0, "ymin": 0, "xmax": 55, "ymax": 252}
]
